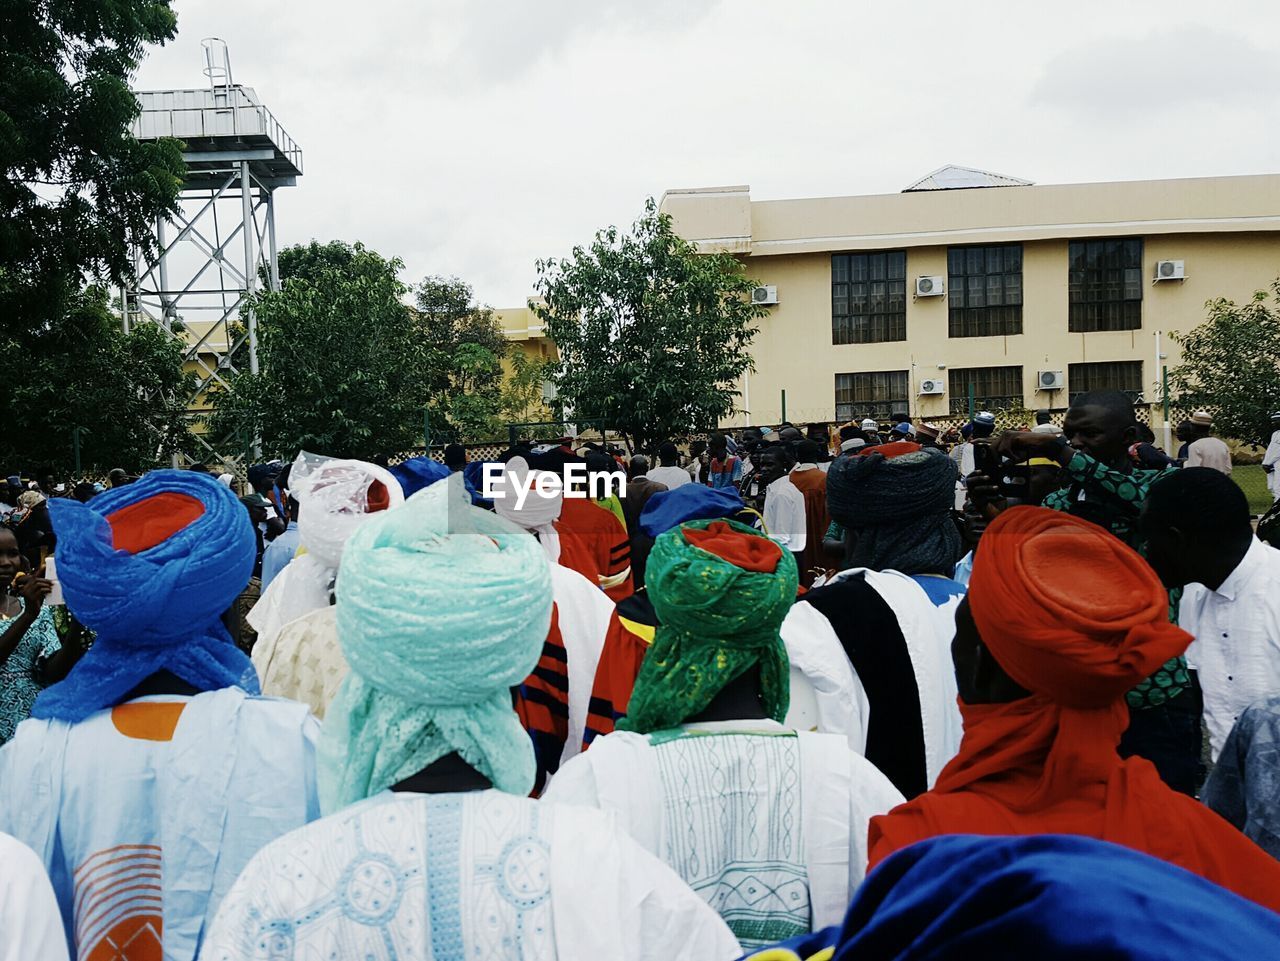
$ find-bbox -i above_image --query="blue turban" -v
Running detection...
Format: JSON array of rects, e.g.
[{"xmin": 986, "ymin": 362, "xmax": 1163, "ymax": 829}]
[
  {"xmin": 388, "ymin": 456, "xmax": 451, "ymax": 498},
  {"xmin": 33, "ymin": 470, "xmax": 259, "ymax": 723},
  {"xmin": 640, "ymin": 485, "xmax": 745, "ymax": 538},
  {"xmin": 319, "ymin": 477, "xmax": 552, "ymax": 812},
  {"xmin": 747, "ymin": 834, "xmax": 1280, "ymax": 961},
  {"xmin": 462, "ymin": 460, "xmax": 496, "ymax": 507}
]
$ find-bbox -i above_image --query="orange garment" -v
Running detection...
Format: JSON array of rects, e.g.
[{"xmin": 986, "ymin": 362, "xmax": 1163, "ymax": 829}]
[
  {"xmin": 557, "ymin": 498, "xmax": 634, "ymax": 601},
  {"xmin": 868, "ymin": 506, "xmax": 1280, "ymax": 913},
  {"xmin": 789, "ymin": 467, "xmax": 829, "ymax": 588},
  {"xmin": 583, "ymin": 610, "xmax": 650, "ymax": 748}
]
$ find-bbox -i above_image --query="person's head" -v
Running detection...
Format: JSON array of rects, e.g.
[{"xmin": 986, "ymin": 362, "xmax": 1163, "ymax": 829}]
[
  {"xmin": 960, "ymin": 506, "xmax": 1190, "ymax": 709},
  {"xmin": 72, "ymin": 482, "xmax": 98, "ymax": 503},
  {"xmin": 1187, "ymin": 410, "xmax": 1214, "ymax": 439},
  {"xmin": 584, "ymin": 449, "xmax": 621, "ymax": 488},
  {"xmin": 33, "ymin": 470, "xmax": 258, "ymax": 724},
  {"xmin": 861, "ymin": 418, "xmax": 880, "ymax": 434},
  {"xmin": 740, "ymin": 427, "xmax": 763, "ymax": 453},
  {"xmin": 657, "ymin": 441, "xmax": 680, "ymax": 466},
  {"xmin": 755, "ymin": 444, "xmax": 792, "ymax": 486},
  {"xmin": 443, "ymin": 443, "xmax": 467, "ymax": 471},
  {"xmin": 1062, "ymin": 390, "xmax": 1139, "ymax": 469},
  {"xmin": 708, "ymin": 434, "xmax": 728, "ymax": 459},
  {"xmin": 239, "ymin": 494, "xmax": 268, "ymax": 527},
  {"xmin": 1175, "ymin": 420, "xmax": 1193, "ymax": 443},
  {"xmin": 1035, "ymin": 410, "xmax": 1053, "ymax": 426},
  {"xmin": 0, "ymin": 527, "xmax": 23, "ymax": 582},
  {"xmin": 639, "ymin": 484, "xmax": 747, "ymax": 540},
  {"xmin": 839, "ymin": 424, "xmax": 862, "ymax": 443},
  {"xmin": 619, "ymin": 517, "xmax": 798, "ymax": 733},
  {"xmin": 293, "ymin": 458, "xmax": 405, "ymax": 570},
  {"xmin": 629, "ymin": 455, "xmax": 650, "ymax": 478},
  {"xmin": 322, "ymin": 480, "xmax": 554, "ymax": 809},
  {"xmin": 971, "ymin": 411, "xmax": 997, "ymax": 440},
  {"xmin": 246, "ymin": 462, "xmax": 280, "ymax": 496},
  {"xmin": 1141, "ymin": 467, "xmax": 1253, "ymax": 590},
  {"xmin": 916, "ymin": 422, "xmax": 941, "ymax": 446},
  {"xmin": 795, "ymin": 440, "xmax": 823, "ymax": 464},
  {"xmin": 778, "ymin": 426, "xmax": 804, "ymax": 444},
  {"xmin": 1134, "ymin": 424, "xmax": 1156, "ymax": 445},
  {"xmin": 825, "ymin": 442, "xmax": 963, "ymax": 575},
  {"xmin": 107, "ymin": 468, "xmax": 129, "ymax": 488},
  {"xmin": 690, "ymin": 439, "xmax": 708, "ymax": 459},
  {"xmin": 890, "ymin": 411, "xmax": 910, "ymax": 426}
]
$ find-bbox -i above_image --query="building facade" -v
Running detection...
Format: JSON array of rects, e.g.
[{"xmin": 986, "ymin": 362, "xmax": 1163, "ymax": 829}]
[{"xmin": 659, "ymin": 168, "xmax": 1280, "ymax": 429}]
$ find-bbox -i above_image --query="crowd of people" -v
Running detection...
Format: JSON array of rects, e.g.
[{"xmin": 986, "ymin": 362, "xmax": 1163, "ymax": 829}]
[{"xmin": 2, "ymin": 391, "xmax": 1280, "ymax": 959}]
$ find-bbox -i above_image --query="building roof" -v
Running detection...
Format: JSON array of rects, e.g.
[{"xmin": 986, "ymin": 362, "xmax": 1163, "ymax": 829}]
[{"xmin": 903, "ymin": 164, "xmax": 1033, "ymax": 192}]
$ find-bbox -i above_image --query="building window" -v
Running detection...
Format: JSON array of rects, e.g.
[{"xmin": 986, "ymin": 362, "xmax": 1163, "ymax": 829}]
[
  {"xmin": 835, "ymin": 370, "xmax": 909, "ymax": 422},
  {"xmin": 948, "ymin": 366, "xmax": 1024, "ymax": 414},
  {"xmin": 1068, "ymin": 361, "xmax": 1144, "ymax": 404},
  {"xmin": 1068, "ymin": 238, "xmax": 1143, "ymax": 332},
  {"xmin": 832, "ymin": 251, "xmax": 907, "ymax": 344},
  {"xmin": 948, "ymin": 244, "xmax": 1023, "ymax": 337}
]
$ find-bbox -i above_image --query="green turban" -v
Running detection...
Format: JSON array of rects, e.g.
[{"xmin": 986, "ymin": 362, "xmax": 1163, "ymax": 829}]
[{"xmin": 619, "ymin": 516, "xmax": 798, "ymax": 734}]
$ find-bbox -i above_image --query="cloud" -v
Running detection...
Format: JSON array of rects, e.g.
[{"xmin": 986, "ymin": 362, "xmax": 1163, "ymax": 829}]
[{"xmin": 1032, "ymin": 26, "xmax": 1280, "ymax": 120}]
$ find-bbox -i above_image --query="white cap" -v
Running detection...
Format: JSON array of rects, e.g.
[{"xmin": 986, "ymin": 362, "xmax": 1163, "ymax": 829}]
[{"xmin": 860, "ymin": 418, "xmax": 879, "ymax": 431}]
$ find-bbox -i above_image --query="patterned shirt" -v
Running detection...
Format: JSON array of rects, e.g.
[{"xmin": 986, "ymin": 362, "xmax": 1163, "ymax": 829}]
[
  {"xmin": 0, "ymin": 603, "xmax": 60, "ymax": 744},
  {"xmin": 1041, "ymin": 450, "xmax": 1185, "ymax": 709}
]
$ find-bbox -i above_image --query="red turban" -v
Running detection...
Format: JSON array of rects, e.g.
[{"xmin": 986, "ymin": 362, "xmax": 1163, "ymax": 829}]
[
  {"xmin": 868, "ymin": 506, "xmax": 1280, "ymax": 913},
  {"xmin": 968, "ymin": 506, "xmax": 1190, "ymax": 707}
]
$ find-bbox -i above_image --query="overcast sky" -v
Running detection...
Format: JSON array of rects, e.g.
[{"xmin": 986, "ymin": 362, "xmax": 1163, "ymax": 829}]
[{"xmin": 134, "ymin": 0, "xmax": 1280, "ymax": 307}]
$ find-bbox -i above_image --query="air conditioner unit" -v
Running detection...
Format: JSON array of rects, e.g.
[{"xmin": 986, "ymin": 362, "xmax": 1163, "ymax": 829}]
[
  {"xmin": 915, "ymin": 276, "xmax": 945, "ymax": 297},
  {"xmin": 752, "ymin": 285, "xmax": 779, "ymax": 305},
  {"xmin": 918, "ymin": 378, "xmax": 945, "ymax": 395},
  {"xmin": 1038, "ymin": 370, "xmax": 1065, "ymax": 391},
  {"xmin": 1154, "ymin": 260, "xmax": 1185, "ymax": 281}
]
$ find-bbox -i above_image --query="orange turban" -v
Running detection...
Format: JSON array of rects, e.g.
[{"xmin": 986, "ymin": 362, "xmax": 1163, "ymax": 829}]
[
  {"xmin": 868, "ymin": 506, "xmax": 1280, "ymax": 914},
  {"xmin": 968, "ymin": 506, "xmax": 1190, "ymax": 708}
]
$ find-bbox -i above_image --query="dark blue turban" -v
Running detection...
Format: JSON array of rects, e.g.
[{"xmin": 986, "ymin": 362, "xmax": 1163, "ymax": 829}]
[
  {"xmin": 744, "ymin": 834, "xmax": 1280, "ymax": 961},
  {"xmin": 640, "ymin": 485, "xmax": 745, "ymax": 538}
]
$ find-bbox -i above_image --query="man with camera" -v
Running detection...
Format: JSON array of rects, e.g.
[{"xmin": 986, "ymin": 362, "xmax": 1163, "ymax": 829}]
[{"xmin": 966, "ymin": 390, "xmax": 1199, "ymax": 795}]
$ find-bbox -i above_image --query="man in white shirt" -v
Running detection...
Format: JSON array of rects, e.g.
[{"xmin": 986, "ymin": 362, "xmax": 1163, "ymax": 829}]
[
  {"xmin": 1142, "ymin": 467, "xmax": 1280, "ymax": 760},
  {"xmin": 1185, "ymin": 410, "xmax": 1232, "ymax": 475},
  {"xmin": 1262, "ymin": 411, "xmax": 1280, "ymax": 501},
  {"xmin": 756, "ymin": 445, "xmax": 807, "ymax": 560},
  {"xmin": 646, "ymin": 441, "xmax": 692, "ymax": 490}
]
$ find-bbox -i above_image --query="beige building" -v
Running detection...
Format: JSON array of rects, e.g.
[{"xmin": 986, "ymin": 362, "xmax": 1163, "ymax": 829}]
[{"xmin": 659, "ymin": 167, "xmax": 1280, "ymax": 430}]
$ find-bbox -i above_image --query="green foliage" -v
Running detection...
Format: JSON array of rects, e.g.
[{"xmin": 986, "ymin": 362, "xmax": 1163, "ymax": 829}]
[
  {"xmin": 0, "ymin": 287, "xmax": 193, "ymax": 473},
  {"xmin": 411, "ymin": 275, "xmax": 510, "ymax": 442},
  {"xmin": 1168, "ymin": 281, "xmax": 1280, "ymax": 444},
  {"xmin": 1, "ymin": 0, "xmax": 185, "ymax": 328},
  {"xmin": 533, "ymin": 198, "xmax": 764, "ymax": 450},
  {"xmin": 502, "ymin": 349, "xmax": 554, "ymax": 424},
  {"xmin": 210, "ymin": 242, "xmax": 432, "ymax": 461}
]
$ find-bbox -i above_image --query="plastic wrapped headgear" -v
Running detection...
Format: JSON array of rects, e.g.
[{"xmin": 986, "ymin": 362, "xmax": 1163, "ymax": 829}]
[{"xmin": 290, "ymin": 453, "xmax": 405, "ymax": 570}]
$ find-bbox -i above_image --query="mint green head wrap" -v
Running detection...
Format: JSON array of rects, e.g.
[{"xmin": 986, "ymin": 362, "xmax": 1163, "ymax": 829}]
[
  {"xmin": 319, "ymin": 477, "xmax": 552, "ymax": 812},
  {"xmin": 619, "ymin": 516, "xmax": 798, "ymax": 734}
]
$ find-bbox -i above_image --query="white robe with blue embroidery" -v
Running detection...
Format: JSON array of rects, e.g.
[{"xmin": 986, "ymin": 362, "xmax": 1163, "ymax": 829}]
[
  {"xmin": 0, "ymin": 688, "xmax": 318, "ymax": 961},
  {"xmin": 542, "ymin": 720, "xmax": 904, "ymax": 950},
  {"xmin": 201, "ymin": 789, "xmax": 741, "ymax": 960}
]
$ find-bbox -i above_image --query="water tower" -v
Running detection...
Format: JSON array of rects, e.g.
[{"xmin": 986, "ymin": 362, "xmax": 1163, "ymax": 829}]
[{"xmin": 126, "ymin": 38, "xmax": 303, "ymax": 463}]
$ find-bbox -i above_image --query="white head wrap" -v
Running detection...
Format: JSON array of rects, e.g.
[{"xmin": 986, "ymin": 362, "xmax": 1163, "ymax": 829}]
[
  {"xmin": 248, "ymin": 456, "xmax": 405, "ymax": 651},
  {"xmin": 293, "ymin": 458, "xmax": 405, "ymax": 570},
  {"xmin": 489, "ymin": 456, "xmax": 563, "ymax": 562}
]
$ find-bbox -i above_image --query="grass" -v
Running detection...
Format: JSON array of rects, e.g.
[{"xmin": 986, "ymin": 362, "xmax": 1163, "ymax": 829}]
[{"xmin": 1233, "ymin": 463, "xmax": 1273, "ymax": 516}]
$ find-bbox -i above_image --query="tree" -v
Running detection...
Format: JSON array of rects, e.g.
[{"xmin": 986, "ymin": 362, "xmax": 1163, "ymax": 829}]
[
  {"xmin": 0, "ymin": 286, "xmax": 193, "ymax": 473},
  {"xmin": 412, "ymin": 276, "xmax": 510, "ymax": 441},
  {"xmin": 533, "ymin": 198, "xmax": 765, "ymax": 450},
  {"xmin": 1168, "ymin": 281, "xmax": 1280, "ymax": 444},
  {"xmin": 502, "ymin": 349, "xmax": 554, "ymax": 425},
  {"xmin": 1, "ymin": 0, "xmax": 185, "ymax": 329},
  {"xmin": 209, "ymin": 242, "xmax": 433, "ymax": 461}
]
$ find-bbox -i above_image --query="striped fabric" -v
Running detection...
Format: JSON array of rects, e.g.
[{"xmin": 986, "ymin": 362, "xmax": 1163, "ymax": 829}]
[
  {"xmin": 514, "ymin": 604, "xmax": 570, "ymax": 791},
  {"xmin": 74, "ymin": 844, "xmax": 163, "ymax": 960},
  {"xmin": 557, "ymin": 499, "xmax": 634, "ymax": 601}
]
